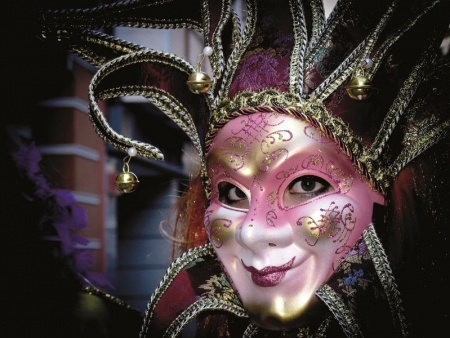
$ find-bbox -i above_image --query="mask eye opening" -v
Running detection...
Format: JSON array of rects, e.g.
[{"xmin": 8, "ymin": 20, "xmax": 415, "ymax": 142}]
[
  {"xmin": 217, "ymin": 181, "xmax": 250, "ymax": 210},
  {"xmin": 282, "ymin": 175, "xmax": 334, "ymax": 208}
]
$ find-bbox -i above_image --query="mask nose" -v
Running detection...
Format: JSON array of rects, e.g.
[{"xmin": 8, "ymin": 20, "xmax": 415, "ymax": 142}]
[{"xmin": 237, "ymin": 208, "xmax": 294, "ymax": 253}]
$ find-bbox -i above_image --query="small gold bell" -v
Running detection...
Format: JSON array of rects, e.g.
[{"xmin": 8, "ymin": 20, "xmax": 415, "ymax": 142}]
[
  {"xmin": 115, "ymin": 151, "xmax": 139, "ymax": 193},
  {"xmin": 115, "ymin": 171, "xmax": 139, "ymax": 193},
  {"xmin": 346, "ymin": 75, "xmax": 374, "ymax": 101},
  {"xmin": 186, "ymin": 71, "xmax": 212, "ymax": 94}
]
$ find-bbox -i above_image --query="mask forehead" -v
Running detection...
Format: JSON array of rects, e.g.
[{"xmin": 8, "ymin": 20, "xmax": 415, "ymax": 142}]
[{"xmin": 206, "ymin": 112, "xmax": 337, "ymax": 183}]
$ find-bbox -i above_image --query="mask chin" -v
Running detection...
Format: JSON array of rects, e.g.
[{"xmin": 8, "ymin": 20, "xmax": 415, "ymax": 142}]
[{"xmin": 245, "ymin": 294, "xmax": 329, "ymax": 331}]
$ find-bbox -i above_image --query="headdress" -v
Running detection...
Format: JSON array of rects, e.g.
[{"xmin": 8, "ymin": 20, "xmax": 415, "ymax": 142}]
[{"xmin": 37, "ymin": 0, "xmax": 450, "ymax": 196}]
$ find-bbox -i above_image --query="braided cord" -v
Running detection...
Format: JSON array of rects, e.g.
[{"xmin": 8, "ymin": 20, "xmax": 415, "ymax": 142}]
[
  {"xmin": 289, "ymin": 0, "xmax": 308, "ymax": 98},
  {"xmin": 140, "ymin": 244, "xmax": 216, "ymax": 337}
]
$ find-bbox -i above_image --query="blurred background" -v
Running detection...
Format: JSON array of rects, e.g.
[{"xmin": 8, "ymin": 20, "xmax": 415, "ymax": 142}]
[{"xmin": 3, "ymin": 0, "xmax": 222, "ymax": 315}]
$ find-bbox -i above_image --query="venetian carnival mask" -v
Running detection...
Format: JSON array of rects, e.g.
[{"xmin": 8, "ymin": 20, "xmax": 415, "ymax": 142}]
[
  {"xmin": 206, "ymin": 112, "xmax": 384, "ymax": 329},
  {"xmin": 37, "ymin": 0, "xmax": 449, "ymax": 335}
]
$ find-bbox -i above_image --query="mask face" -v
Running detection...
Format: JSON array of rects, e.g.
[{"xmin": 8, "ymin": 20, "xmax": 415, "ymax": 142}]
[{"xmin": 205, "ymin": 112, "xmax": 384, "ymax": 330}]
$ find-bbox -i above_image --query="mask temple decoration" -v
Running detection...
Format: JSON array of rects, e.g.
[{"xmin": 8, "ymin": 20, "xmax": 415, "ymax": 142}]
[{"xmin": 37, "ymin": 0, "xmax": 450, "ymax": 336}]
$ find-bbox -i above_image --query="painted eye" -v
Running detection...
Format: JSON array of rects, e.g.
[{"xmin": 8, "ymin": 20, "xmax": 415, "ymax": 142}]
[
  {"xmin": 218, "ymin": 182, "xmax": 249, "ymax": 209},
  {"xmin": 283, "ymin": 175, "xmax": 333, "ymax": 206}
]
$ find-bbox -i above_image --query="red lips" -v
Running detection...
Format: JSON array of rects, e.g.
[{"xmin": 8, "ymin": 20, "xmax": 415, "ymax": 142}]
[{"xmin": 242, "ymin": 257, "xmax": 295, "ymax": 287}]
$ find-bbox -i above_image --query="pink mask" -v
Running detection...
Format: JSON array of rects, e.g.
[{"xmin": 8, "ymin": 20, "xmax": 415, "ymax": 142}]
[{"xmin": 205, "ymin": 112, "xmax": 384, "ymax": 330}]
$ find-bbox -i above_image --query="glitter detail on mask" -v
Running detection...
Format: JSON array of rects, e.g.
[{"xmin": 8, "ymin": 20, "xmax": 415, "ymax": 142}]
[{"xmin": 296, "ymin": 201, "xmax": 356, "ymax": 246}]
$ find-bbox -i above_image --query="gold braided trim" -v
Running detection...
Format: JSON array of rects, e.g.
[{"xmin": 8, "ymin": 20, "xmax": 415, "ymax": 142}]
[
  {"xmin": 306, "ymin": 0, "xmax": 364, "ymax": 101},
  {"xmin": 42, "ymin": 0, "xmax": 206, "ymax": 31},
  {"xmin": 367, "ymin": 0, "xmax": 442, "ymax": 79},
  {"xmin": 307, "ymin": 0, "xmax": 326, "ymax": 45},
  {"xmin": 208, "ymin": 0, "xmax": 236, "ymax": 81},
  {"xmin": 88, "ymin": 49, "xmax": 212, "ymax": 169},
  {"xmin": 363, "ymin": 225, "xmax": 408, "ymax": 337},
  {"xmin": 369, "ymin": 53, "xmax": 428, "ymax": 160},
  {"xmin": 313, "ymin": 0, "xmax": 399, "ymax": 101},
  {"xmin": 217, "ymin": 0, "xmax": 258, "ymax": 102},
  {"xmin": 140, "ymin": 244, "xmax": 216, "ymax": 337},
  {"xmin": 206, "ymin": 89, "xmax": 384, "ymax": 193},
  {"xmin": 315, "ymin": 284, "xmax": 363, "ymax": 337},
  {"xmin": 305, "ymin": 0, "xmax": 351, "ymax": 66},
  {"xmin": 39, "ymin": 0, "xmax": 219, "ymax": 67},
  {"xmin": 390, "ymin": 119, "xmax": 450, "ymax": 181},
  {"xmin": 95, "ymin": 86, "xmax": 205, "ymax": 165},
  {"xmin": 243, "ymin": 316, "xmax": 333, "ymax": 338},
  {"xmin": 74, "ymin": 31, "xmax": 146, "ymax": 67},
  {"xmin": 163, "ymin": 297, "xmax": 248, "ymax": 337},
  {"xmin": 288, "ymin": 0, "xmax": 308, "ymax": 96},
  {"xmin": 82, "ymin": 286, "xmax": 136, "ymax": 310},
  {"xmin": 243, "ymin": 323, "xmax": 259, "ymax": 338}
]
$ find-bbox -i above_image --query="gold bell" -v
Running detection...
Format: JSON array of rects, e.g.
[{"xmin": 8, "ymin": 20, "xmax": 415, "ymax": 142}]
[
  {"xmin": 346, "ymin": 75, "xmax": 374, "ymax": 101},
  {"xmin": 187, "ymin": 70, "xmax": 212, "ymax": 94},
  {"xmin": 187, "ymin": 47, "xmax": 213, "ymax": 94},
  {"xmin": 115, "ymin": 160, "xmax": 139, "ymax": 193},
  {"xmin": 115, "ymin": 171, "xmax": 139, "ymax": 193}
]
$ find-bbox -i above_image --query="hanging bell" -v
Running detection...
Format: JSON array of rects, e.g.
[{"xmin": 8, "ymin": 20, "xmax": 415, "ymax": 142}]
[
  {"xmin": 187, "ymin": 49, "xmax": 213, "ymax": 94},
  {"xmin": 115, "ymin": 171, "xmax": 139, "ymax": 193},
  {"xmin": 187, "ymin": 70, "xmax": 212, "ymax": 94},
  {"xmin": 346, "ymin": 75, "xmax": 374, "ymax": 101},
  {"xmin": 115, "ymin": 161, "xmax": 139, "ymax": 193}
]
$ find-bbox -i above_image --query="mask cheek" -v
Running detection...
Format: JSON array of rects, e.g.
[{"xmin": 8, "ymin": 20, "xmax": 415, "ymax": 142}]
[
  {"xmin": 294, "ymin": 203, "xmax": 343, "ymax": 247},
  {"xmin": 291, "ymin": 196, "xmax": 371, "ymax": 248},
  {"xmin": 204, "ymin": 204, "xmax": 245, "ymax": 249}
]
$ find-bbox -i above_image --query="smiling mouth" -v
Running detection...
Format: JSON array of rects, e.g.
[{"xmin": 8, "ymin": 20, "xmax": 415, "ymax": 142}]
[{"xmin": 241, "ymin": 257, "xmax": 295, "ymax": 287}]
